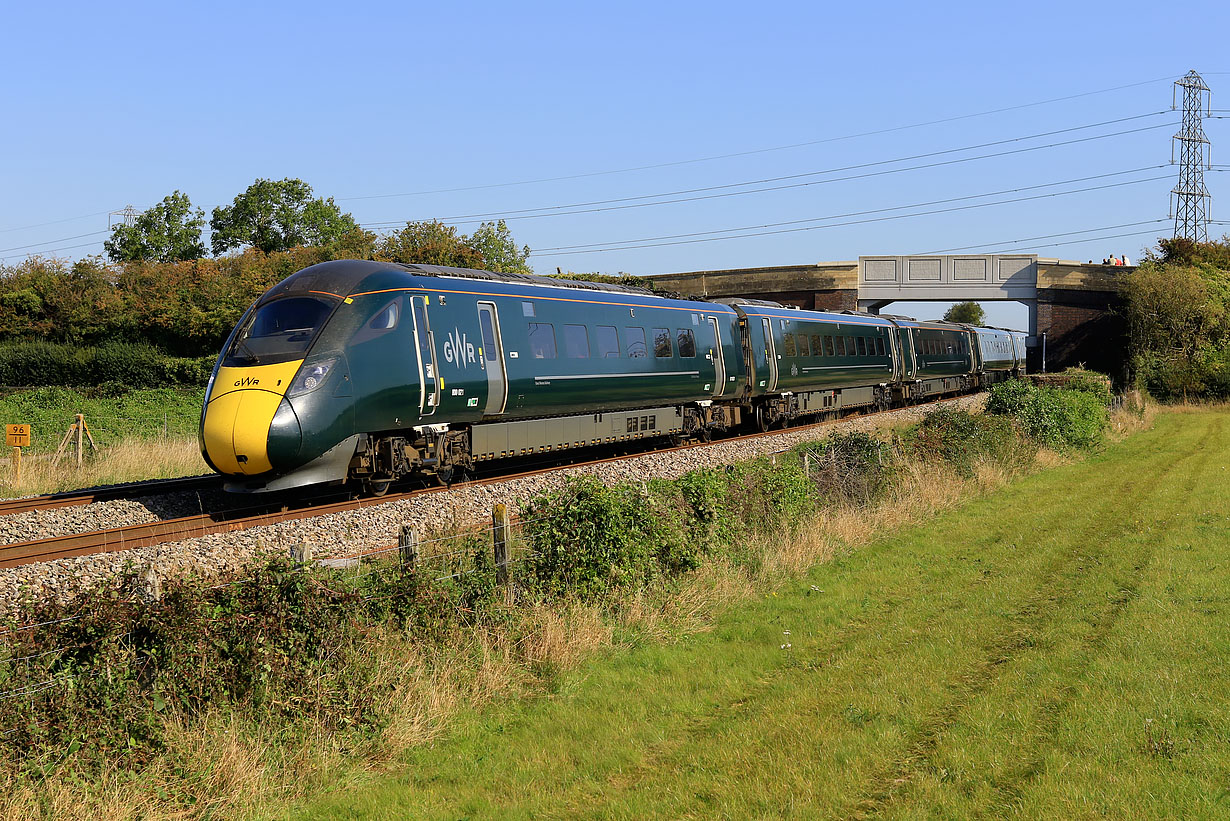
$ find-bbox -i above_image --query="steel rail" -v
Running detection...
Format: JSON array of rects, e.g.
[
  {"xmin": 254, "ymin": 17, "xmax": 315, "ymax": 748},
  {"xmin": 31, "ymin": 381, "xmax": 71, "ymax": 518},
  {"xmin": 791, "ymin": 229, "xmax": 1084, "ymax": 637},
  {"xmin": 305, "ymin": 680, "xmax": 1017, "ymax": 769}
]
[
  {"xmin": 0, "ymin": 395, "xmax": 973, "ymax": 570},
  {"xmin": 0, "ymin": 475, "xmax": 224, "ymax": 518}
]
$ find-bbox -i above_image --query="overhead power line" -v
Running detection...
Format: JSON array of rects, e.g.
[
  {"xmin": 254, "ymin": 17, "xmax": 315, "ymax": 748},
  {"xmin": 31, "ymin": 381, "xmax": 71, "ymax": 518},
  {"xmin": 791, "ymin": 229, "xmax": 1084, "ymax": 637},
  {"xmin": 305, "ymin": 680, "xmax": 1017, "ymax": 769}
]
[
  {"xmin": 0, "ymin": 230, "xmax": 109, "ymax": 255},
  {"xmin": 0, "ymin": 240, "xmax": 107, "ymax": 263},
  {"xmin": 919, "ymin": 219, "xmax": 1170, "ymax": 254},
  {"xmin": 362, "ymin": 117, "xmax": 1176, "ymax": 228},
  {"xmin": 339, "ymin": 75, "xmax": 1179, "ymax": 201},
  {"xmin": 534, "ymin": 174, "xmax": 1170, "ymax": 257},
  {"xmin": 534, "ymin": 166, "xmax": 1167, "ymax": 253},
  {"xmin": 0, "ymin": 210, "xmax": 118, "ymax": 235}
]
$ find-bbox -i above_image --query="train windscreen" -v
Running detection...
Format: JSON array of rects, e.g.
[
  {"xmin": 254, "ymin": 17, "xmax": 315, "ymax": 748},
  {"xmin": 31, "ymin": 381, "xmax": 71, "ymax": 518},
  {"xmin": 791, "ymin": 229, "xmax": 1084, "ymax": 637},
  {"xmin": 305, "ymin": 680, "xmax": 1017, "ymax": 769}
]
[{"xmin": 223, "ymin": 296, "xmax": 336, "ymax": 366}]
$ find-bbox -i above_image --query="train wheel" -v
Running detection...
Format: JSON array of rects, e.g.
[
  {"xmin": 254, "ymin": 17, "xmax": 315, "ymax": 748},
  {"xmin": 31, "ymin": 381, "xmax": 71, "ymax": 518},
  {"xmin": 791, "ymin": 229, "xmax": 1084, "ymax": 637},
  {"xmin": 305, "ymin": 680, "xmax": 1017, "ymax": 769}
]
[
  {"xmin": 754, "ymin": 405, "xmax": 772, "ymax": 433},
  {"xmin": 366, "ymin": 478, "xmax": 393, "ymax": 497}
]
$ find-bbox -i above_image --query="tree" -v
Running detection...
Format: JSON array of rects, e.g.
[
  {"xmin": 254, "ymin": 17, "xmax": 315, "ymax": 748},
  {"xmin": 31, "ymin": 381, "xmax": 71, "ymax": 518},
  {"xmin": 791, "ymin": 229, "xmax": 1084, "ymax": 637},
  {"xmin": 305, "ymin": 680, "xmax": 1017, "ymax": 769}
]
[
  {"xmin": 373, "ymin": 220, "xmax": 484, "ymax": 268},
  {"xmin": 103, "ymin": 191, "xmax": 206, "ymax": 262},
  {"xmin": 210, "ymin": 178, "xmax": 360, "ymax": 255},
  {"xmin": 467, "ymin": 219, "xmax": 531, "ymax": 274},
  {"xmin": 943, "ymin": 301, "xmax": 986, "ymax": 325}
]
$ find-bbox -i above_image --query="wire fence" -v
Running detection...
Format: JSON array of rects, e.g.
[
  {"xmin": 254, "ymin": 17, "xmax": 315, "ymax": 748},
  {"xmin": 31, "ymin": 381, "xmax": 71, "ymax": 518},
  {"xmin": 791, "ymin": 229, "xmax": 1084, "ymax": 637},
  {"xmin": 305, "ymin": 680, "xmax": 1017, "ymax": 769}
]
[{"xmin": 0, "ymin": 503, "xmax": 571, "ymax": 706}]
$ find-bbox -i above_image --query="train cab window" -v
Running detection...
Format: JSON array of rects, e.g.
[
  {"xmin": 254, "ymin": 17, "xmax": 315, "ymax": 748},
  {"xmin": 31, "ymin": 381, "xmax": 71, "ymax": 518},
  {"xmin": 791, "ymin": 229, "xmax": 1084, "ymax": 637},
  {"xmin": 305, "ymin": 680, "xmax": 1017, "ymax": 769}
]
[
  {"xmin": 224, "ymin": 295, "xmax": 335, "ymax": 366},
  {"xmin": 811, "ymin": 335, "xmax": 824, "ymax": 356},
  {"xmin": 596, "ymin": 325, "xmax": 620, "ymax": 359},
  {"xmin": 857, "ymin": 337, "xmax": 867, "ymax": 356},
  {"xmin": 528, "ymin": 323, "xmax": 557, "ymax": 359},
  {"xmin": 875, "ymin": 337, "xmax": 885, "ymax": 356},
  {"xmin": 522, "ymin": 301, "xmax": 535, "ymax": 317},
  {"xmin": 625, "ymin": 327, "xmax": 647, "ymax": 358},
  {"xmin": 563, "ymin": 324, "xmax": 590, "ymax": 359},
  {"xmin": 797, "ymin": 334, "xmax": 810, "ymax": 356},
  {"xmin": 676, "ymin": 329, "xmax": 696, "ymax": 358},
  {"xmin": 783, "ymin": 334, "xmax": 797, "ymax": 357},
  {"xmin": 349, "ymin": 298, "xmax": 400, "ymax": 346},
  {"xmin": 824, "ymin": 336, "xmax": 835, "ymax": 356},
  {"xmin": 653, "ymin": 328, "xmax": 672, "ymax": 358}
]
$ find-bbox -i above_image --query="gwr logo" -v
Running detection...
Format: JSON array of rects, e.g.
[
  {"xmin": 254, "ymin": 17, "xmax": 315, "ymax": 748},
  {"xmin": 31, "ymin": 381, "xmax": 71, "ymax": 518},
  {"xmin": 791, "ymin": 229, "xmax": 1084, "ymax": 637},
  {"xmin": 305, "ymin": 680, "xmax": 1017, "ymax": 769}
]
[
  {"xmin": 443, "ymin": 328, "xmax": 476, "ymax": 368},
  {"xmin": 233, "ymin": 376, "xmax": 261, "ymax": 387}
]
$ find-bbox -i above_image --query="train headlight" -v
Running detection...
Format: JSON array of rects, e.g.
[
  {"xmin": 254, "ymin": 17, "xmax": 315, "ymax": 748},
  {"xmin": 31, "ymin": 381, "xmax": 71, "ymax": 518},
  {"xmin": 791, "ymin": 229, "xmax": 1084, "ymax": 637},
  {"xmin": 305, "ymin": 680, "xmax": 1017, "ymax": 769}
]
[{"xmin": 288, "ymin": 358, "xmax": 336, "ymax": 397}]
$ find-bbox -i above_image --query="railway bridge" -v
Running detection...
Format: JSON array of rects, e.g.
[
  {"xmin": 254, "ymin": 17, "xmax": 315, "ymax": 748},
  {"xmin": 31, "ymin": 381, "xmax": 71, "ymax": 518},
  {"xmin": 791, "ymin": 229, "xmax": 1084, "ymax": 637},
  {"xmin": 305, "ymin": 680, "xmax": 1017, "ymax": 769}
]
[{"xmin": 648, "ymin": 255, "xmax": 1130, "ymax": 374}]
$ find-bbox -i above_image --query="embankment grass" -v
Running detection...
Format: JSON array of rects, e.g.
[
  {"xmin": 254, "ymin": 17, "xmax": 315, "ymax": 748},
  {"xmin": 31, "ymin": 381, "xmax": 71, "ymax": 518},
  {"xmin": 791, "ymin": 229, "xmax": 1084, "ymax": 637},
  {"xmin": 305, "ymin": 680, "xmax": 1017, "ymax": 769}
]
[
  {"xmin": 0, "ymin": 436, "xmax": 207, "ymax": 496},
  {"xmin": 0, "ymin": 386, "xmax": 206, "ymax": 495},
  {"xmin": 0, "ymin": 395, "xmax": 1158, "ymax": 819},
  {"xmin": 285, "ymin": 408, "xmax": 1230, "ymax": 819}
]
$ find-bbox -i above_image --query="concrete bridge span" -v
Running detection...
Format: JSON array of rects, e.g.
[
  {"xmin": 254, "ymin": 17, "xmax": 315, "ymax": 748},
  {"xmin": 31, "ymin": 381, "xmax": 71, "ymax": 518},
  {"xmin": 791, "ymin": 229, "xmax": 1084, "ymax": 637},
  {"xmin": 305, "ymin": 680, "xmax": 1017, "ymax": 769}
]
[{"xmin": 647, "ymin": 256, "xmax": 1130, "ymax": 374}]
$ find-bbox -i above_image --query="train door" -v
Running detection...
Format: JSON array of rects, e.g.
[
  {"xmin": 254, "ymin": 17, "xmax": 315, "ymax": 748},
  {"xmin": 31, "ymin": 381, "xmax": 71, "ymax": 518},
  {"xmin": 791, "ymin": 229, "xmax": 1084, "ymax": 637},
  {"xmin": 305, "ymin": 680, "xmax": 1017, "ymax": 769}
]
[
  {"xmin": 476, "ymin": 301, "xmax": 508, "ymax": 414},
  {"xmin": 707, "ymin": 316, "xmax": 726, "ymax": 397},
  {"xmin": 410, "ymin": 296, "xmax": 441, "ymax": 416},
  {"xmin": 760, "ymin": 317, "xmax": 779, "ymax": 391}
]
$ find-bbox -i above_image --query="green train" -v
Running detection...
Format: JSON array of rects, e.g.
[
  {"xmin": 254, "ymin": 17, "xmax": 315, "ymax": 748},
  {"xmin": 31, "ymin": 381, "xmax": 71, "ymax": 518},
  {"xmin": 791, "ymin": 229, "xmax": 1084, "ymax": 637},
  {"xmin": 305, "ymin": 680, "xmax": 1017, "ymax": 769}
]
[{"xmin": 200, "ymin": 260, "xmax": 1026, "ymax": 493}]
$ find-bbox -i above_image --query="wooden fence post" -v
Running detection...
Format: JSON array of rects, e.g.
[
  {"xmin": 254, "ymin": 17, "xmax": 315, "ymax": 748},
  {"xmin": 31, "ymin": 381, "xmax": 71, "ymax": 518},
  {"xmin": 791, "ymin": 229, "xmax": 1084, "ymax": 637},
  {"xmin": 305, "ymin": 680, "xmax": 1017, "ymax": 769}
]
[
  {"xmin": 803, "ymin": 452, "xmax": 811, "ymax": 477},
  {"xmin": 290, "ymin": 541, "xmax": 312, "ymax": 565},
  {"xmin": 492, "ymin": 502, "xmax": 510, "ymax": 602},
  {"xmin": 399, "ymin": 525, "xmax": 418, "ymax": 571},
  {"xmin": 75, "ymin": 414, "xmax": 84, "ymax": 469}
]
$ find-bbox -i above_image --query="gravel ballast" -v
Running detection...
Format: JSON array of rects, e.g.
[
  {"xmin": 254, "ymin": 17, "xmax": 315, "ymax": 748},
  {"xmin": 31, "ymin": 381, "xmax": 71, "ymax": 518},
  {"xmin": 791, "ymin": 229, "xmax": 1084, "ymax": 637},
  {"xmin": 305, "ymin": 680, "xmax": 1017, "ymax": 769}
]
[{"xmin": 0, "ymin": 395, "xmax": 985, "ymax": 617}]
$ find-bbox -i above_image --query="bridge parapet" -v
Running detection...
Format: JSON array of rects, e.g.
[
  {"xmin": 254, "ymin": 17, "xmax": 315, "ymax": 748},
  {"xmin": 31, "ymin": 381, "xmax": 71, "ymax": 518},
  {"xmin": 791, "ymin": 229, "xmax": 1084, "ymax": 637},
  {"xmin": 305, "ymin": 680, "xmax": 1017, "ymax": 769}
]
[{"xmin": 858, "ymin": 254, "xmax": 1038, "ymax": 303}]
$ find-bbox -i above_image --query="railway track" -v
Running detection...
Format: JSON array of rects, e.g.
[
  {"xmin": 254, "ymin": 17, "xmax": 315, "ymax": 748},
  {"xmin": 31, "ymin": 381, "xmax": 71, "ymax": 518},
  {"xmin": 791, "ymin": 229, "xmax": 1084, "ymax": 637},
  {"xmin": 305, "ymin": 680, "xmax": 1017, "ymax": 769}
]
[
  {"xmin": 0, "ymin": 396, "xmax": 970, "ymax": 570},
  {"xmin": 0, "ymin": 475, "xmax": 224, "ymax": 518}
]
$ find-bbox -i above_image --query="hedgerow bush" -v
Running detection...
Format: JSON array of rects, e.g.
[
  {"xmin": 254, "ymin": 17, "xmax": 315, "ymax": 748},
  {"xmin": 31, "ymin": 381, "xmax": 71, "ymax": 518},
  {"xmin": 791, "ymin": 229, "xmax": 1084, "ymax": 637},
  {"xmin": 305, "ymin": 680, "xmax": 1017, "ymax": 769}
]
[
  {"xmin": 0, "ymin": 341, "xmax": 213, "ymax": 388},
  {"xmin": 907, "ymin": 406, "xmax": 1023, "ymax": 475},
  {"xmin": 794, "ymin": 431, "xmax": 899, "ymax": 503},
  {"xmin": 987, "ymin": 380, "xmax": 1109, "ymax": 450},
  {"xmin": 522, "ymin": 477, "xmax": 693, "ymax": 599}
]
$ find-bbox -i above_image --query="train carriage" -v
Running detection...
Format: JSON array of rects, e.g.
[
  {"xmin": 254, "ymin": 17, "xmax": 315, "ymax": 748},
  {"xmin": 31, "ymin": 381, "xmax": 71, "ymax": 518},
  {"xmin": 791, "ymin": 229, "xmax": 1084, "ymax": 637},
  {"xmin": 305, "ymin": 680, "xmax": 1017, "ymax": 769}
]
[
  {"xmin": 201, "ymin": 259, "xmax": 1028, "ymax": 494},
  {"xmin": 201, "ymin": 260, "xmax": 744, "ymax": 492}
]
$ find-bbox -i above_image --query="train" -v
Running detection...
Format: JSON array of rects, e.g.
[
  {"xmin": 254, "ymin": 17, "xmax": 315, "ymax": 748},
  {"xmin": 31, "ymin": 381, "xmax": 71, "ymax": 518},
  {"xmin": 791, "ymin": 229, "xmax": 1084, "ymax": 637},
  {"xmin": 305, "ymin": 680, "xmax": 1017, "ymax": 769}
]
[{"xmin": 199, "ymin": 259, "xmax": 1027, "ymax": 494}]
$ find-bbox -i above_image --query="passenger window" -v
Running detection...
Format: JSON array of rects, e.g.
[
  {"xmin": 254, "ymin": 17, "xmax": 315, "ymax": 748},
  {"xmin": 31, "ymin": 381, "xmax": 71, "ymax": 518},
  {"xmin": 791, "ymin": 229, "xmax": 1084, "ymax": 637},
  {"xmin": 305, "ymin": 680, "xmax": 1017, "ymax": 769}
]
[
  {"xmin": 528, "ymin": 322, "xmax": 557, "ymax": 359},
  {"xmin": 350, "ymin": 298, "xmax": 399, "ymax": 345},
  {"xmin": 797, "ymin": 334, "xmax": 810, "ymax": 356},
  {"xmin": 625, "ymin": 327, "xmax": 647, "ymax": 358},
  {"xmin": 563, "ymin": 324, "xmax": 590, "ymax": 359},
  {"xmin": 824, "ymin": 336, "xmax": 835, "ymax": 356},
  {"xmin": 836, "ymin": 337, "xmax": 846, "ymax": 357},
  {"xmin": 783, "ymin": 333, "xmax": 797, "ymax": 357},
  {"xmin": 676, "ymin": 329, "xmax": 696, "ymax": 358},
  {"xmin": 875, "ymin": 337, "xmax": 885, "ymax": 356},
  {"xmin": 596, "ymin": 325, "xmax": 619, "ymax": 359},
  {"xmin": 857, "ymin": 337, "xmax": 867, "ymax": 356},
  {"xmin": 810, "ymin": 334, "xmax": 823, "ymax": 356},
  {"xmin": 479, "ymin": 307, "xmax": 499, "ymax": 362},
  {"xmin": 653, "ymin": 328, "xmax": 672, "ymax": 358}
]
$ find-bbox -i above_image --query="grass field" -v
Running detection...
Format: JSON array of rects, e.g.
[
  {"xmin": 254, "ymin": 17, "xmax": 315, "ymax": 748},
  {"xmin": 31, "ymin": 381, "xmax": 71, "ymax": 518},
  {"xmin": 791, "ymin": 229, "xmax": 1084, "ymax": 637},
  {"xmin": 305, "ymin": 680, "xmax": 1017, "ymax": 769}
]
[
  {"xmin": 290, "ymin": 408, "xmax": 1230, "ymax": 819},
  {"xmin": 0, "ymin": 387, "xmax": 207, "ymax": 495}
]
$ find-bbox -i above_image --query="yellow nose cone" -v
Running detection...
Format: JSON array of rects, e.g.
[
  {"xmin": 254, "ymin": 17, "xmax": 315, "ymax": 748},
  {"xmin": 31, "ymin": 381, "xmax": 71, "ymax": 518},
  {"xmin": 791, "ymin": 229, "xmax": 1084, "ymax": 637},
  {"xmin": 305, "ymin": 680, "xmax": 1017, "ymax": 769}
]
[{"xmin": 202, "ymin": 360, "xmax": 303, "ymax": 475}]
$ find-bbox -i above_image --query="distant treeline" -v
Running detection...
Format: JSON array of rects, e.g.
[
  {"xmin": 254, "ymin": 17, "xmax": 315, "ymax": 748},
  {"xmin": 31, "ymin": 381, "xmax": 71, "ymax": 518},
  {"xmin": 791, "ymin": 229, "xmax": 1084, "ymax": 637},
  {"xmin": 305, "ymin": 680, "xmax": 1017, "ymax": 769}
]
[{"xmin": 0, "ymin": 218, "xmax": 541, "ymax": 369}]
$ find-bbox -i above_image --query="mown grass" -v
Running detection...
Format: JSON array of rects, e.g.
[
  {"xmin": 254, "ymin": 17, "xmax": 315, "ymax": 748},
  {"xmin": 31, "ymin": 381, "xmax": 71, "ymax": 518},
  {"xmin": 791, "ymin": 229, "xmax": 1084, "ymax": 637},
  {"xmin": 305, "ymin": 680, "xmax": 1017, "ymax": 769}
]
[{"xmin": 288, "ymin": 407, "xmax": 1226, "ymax": 820}]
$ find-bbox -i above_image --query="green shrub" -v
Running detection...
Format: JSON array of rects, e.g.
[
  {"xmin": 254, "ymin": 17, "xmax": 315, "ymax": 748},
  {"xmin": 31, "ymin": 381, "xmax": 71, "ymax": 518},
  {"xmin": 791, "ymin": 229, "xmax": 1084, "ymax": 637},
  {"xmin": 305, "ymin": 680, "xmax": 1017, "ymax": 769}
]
[
  {"xmin": 1055, "ymin": 368, "xmax": 1115, "ymax": 405},
  {"xmin": 521, "ymin": 477, "xmax": 694, "ymax": 599},
  {"xmin": 987, "ymin": 380, "xmax": 1109, "ymax": 450},
  {"xmin": 907, "ymin": 407, "xmax": 1021, "ymax": 476},
  {"xmin": 797, "ymin": 431, "xmax": 899, "ymax": 503}
]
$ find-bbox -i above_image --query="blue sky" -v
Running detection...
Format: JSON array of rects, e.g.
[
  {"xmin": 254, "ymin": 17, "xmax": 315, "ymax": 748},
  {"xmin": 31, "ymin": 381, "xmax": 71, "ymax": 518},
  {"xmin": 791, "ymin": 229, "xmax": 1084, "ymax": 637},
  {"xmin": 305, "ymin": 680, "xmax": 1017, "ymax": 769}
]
[{"xmin": 1, "ymin": 0, "xmax": 1227, "ymax": 328}]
